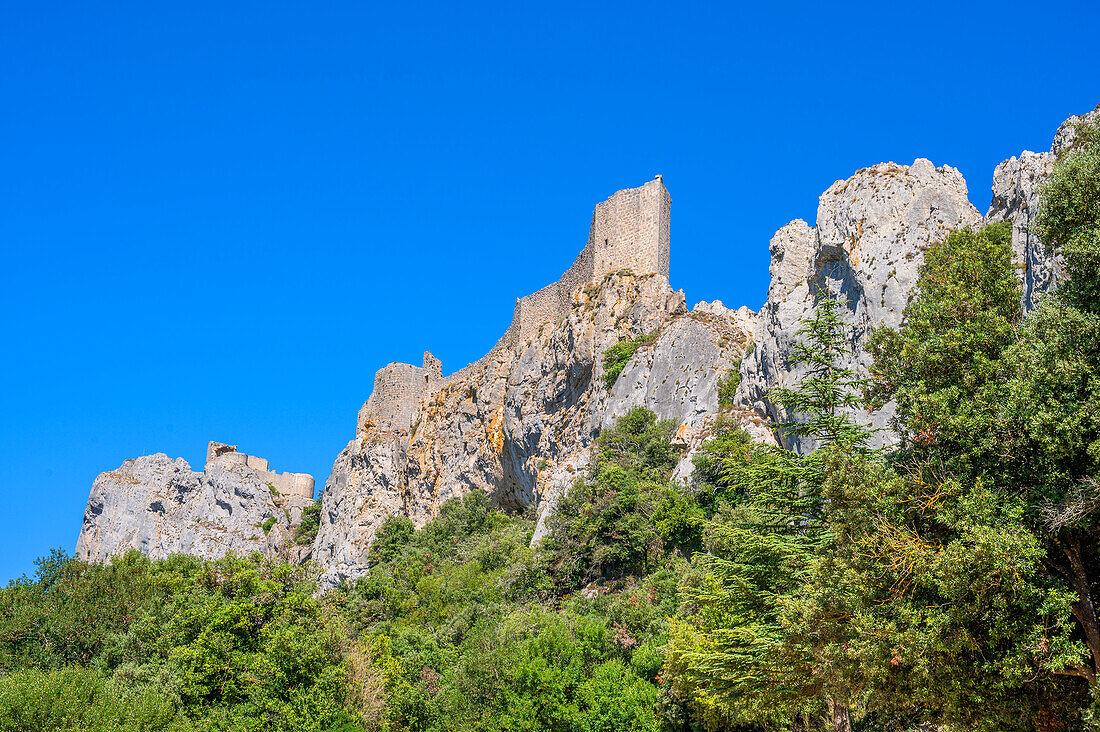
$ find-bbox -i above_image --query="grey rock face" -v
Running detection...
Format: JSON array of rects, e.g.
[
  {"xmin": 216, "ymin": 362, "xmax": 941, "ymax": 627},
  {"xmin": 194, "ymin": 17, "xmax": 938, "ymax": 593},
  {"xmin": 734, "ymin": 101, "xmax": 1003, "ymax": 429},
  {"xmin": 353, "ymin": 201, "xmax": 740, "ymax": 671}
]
[
  {"xmin": 738, "ymin": 109, "xmax": 1099, "ymax": 453},
  {"xmin": 986, "ymin": 150, "xmax": 1057, "ymax": 312},
  {"xmin": 985, "ymin": 106, "xmax": 1099, "ymax": 312},
  {"xmin": 601, "ymin": 299, "xmax": 771, "ymax": 491},
  {"xmin": 603, "ymin": 312, "xmax": 740, "ymax": 431},
  {"xmin": 1051, "ymin": 107, "xmax": 1100, "ymax": 157},
  {"xmin": 738, "ymin": 159, "xmax": 982, "ymax": 452},
  {"xmin": 76, "ymin": 450, "xmax": 314, "ymax": 564},
  {"xmin": 310, "ymin": 433, "xmax": 410, "ymax": 585}
]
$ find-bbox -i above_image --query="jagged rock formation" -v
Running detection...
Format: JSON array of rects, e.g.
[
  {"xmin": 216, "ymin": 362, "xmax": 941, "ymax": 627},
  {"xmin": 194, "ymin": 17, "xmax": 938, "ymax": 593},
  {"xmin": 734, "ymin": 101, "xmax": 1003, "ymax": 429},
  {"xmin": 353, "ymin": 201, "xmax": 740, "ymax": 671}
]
[
  {"xmin": 737, "ymin": 108, "xmax": 1098, "ymax": 453},
  {"xmin": 737, "ymin": 159, "xmax": 982, "ymax": 452},
  {"xmin": 603, "ymin": 299, "xmax": 775, "ymax": 488},
  {"xmin": 986, "ymin": 106, "xmax": 1099, "ymax": 311},
  {"xmin": 75, "ymin": 443, "xmax": 315, "ymax": 563}
]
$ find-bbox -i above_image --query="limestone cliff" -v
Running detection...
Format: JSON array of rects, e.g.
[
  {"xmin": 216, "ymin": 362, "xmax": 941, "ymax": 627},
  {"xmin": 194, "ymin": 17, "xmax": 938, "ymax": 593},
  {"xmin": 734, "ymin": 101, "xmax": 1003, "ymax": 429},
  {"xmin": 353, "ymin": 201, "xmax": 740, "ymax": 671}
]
[
  {"xmin": 75, "ymin": 108, "xmax": 1098, "ymax": 582},
  {"xmin": 75, "ymin": 443, "xmax": 315, "ymax": 563},
  {"xmin": 985, "ymin": 106, "xmax": 1099, "ymax": 312},
  {"xmin": 737, "ymin": 158, "xmax": 982, "ymax": 452}
]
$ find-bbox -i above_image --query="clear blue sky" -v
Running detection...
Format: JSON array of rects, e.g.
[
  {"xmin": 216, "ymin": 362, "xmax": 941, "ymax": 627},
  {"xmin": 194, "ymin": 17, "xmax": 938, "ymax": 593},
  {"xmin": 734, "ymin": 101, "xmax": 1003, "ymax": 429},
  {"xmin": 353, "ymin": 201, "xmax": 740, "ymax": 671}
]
[{"xmin": 1, "ymin": 1, "xmax": 1097, "ymax": 583}]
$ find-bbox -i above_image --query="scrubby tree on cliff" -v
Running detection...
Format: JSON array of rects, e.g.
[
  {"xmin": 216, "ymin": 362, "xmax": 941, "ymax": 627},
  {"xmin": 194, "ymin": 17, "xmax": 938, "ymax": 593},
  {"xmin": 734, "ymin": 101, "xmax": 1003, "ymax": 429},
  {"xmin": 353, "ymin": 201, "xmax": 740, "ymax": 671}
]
[{"xmin": 542, "ymin": 407, "xmax": 680, "ymax": 587}]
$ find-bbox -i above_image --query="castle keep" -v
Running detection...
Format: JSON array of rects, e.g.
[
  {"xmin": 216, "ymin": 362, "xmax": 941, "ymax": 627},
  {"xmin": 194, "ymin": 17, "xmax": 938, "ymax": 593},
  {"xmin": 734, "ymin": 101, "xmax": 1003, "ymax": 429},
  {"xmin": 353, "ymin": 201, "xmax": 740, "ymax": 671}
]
[
  {"xmin": 357, "ymin": 353, "xmax": 442, "ymax": 433},
  {"xmin": 357, "ymin": 177, "xmax": 671, "ymax": 434}
]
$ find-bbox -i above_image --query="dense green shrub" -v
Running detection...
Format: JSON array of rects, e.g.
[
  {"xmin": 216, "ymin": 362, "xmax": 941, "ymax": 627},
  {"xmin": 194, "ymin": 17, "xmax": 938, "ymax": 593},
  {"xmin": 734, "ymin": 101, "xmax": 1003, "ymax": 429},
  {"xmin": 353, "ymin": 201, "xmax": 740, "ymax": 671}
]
[
  {"xmin": 716, "ymin": 366, "xmax": 740, "ymax": 407},
  {"xmin": 0, "ymin": 667, "xmax": 189, "ymax": 732},
  {"xmin": 295, "ymin": 500, "xmax": 323, "ymax": 545},
  {"xmin": 541, "ymin": 408, "xmax": 681, "ymax": 587},
  {"xmin": 601, "ymin": 332, "xmax": 657, "ymax": 388},
  {"xmin": 0, "ymin": 551, "xmax": 366, "ymax": 732}
]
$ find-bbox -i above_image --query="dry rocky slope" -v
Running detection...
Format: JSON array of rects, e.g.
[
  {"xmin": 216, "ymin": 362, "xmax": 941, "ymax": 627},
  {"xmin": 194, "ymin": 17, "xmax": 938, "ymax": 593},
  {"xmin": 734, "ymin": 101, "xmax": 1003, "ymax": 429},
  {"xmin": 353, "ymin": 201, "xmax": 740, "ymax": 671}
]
[{"xmin": 76, "ymin": 107, "xmax": 1098, "ymax": 587}]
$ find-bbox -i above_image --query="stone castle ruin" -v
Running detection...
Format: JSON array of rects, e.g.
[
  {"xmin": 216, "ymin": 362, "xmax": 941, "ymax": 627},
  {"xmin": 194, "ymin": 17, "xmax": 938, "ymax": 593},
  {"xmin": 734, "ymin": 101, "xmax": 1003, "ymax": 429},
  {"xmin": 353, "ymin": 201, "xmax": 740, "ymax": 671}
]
[
  {"xmin": 74, "ymin": 106, "xmax": 1100, "ymax": 584},
  {"xmin": 205, "ymin": 441, "xmax": 315, "ymax": 498},
  {"xmin": 357, "ymin": 176, "xmax": 672, "ymax": 434}
]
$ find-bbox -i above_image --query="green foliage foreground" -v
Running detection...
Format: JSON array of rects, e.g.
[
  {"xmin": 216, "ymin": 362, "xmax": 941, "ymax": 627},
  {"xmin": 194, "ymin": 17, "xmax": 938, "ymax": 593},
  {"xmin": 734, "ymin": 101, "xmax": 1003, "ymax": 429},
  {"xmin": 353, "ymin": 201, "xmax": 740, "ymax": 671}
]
[{"xmin": 3, "ymin": 115, "xmax": 1099, "ymax": 732}]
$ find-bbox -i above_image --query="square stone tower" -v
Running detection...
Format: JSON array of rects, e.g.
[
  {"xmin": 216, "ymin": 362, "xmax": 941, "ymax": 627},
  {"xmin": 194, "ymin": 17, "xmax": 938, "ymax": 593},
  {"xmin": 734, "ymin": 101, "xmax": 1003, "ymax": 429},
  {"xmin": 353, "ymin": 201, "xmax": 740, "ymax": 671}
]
[{"xmin": 588, "ymin": 177, "xmax": 670, "ymax": 280}]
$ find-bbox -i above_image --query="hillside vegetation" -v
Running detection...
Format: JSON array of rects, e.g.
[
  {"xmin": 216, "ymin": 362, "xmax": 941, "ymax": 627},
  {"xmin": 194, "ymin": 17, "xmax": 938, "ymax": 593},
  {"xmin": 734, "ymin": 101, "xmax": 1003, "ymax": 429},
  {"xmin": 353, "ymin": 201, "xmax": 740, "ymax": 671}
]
[{"xmin": 2, "ymin": 123, "xmax": 1099, "ymax": 731}]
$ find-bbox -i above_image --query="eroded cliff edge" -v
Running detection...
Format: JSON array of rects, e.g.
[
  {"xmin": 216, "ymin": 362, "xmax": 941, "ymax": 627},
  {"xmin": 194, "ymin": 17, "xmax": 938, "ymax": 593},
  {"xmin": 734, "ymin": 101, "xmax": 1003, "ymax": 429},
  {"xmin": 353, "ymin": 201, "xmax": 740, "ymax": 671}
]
[{"xmin": 737, "ymin": 107, "xmax": 1098, "ymax": 453}]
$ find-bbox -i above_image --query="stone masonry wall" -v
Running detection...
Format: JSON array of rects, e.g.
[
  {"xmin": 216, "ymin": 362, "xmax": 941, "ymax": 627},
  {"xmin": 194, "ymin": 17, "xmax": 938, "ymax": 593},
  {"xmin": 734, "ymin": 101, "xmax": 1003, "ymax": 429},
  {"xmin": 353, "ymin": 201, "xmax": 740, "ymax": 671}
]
[
  {"xmin": 204, "ymin": 442, "xmax": 315, "ymax": 498},
  {"xmin": 513, "ymin": 282, "xmax": 570, "ymax": 345},
  {"xmin": 590, "ymin": 177, "xmax": 671, "ymax": 280},
  {"xmin": 558, "ymin": 237, "xmax": 594, "ymax": 299},
  {"xmin": 359, "ymin": 362, "xmax": 433, "ymax": 433}
]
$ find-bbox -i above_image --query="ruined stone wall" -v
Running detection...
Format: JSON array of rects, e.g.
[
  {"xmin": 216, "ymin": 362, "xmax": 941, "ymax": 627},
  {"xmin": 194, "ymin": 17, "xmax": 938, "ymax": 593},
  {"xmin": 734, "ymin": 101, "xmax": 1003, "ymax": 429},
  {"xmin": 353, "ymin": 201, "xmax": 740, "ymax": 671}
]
[
  {"xmin": 360, "ymin": 362, "xmax": 433, "ymax": 433},
  {"xmin": 590, "ymin": 178, "xmax": 670, "ymax": 280},
  {"xmin": 558, "ymin": 240, "xmax": 594, "ymax": 301},
  {"xmin": 513, "ymin": 282, "xmax": 570, "ymax": 345},
  {"xmin": 271, "ymin": 471, "xmax": 315, "ymax": 498},
  {"xmin": 205, "ymin": 442, "xmax": 315, "ymax": 498}
]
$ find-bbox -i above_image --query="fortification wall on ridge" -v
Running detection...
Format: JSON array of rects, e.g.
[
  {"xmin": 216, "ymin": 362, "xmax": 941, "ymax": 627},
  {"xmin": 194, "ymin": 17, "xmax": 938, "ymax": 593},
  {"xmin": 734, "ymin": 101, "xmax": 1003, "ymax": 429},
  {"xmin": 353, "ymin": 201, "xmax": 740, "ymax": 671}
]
[
  {"xmin": 558, "ymin": 241, "xmax": 594, "ymax": 300},
  {"xmin": 513, "ymin": 282, "xmax": 570, "ymax": 345},
  {"xmin": 204, "ymin": 442, "xmax": 315, "ymax": 498}
]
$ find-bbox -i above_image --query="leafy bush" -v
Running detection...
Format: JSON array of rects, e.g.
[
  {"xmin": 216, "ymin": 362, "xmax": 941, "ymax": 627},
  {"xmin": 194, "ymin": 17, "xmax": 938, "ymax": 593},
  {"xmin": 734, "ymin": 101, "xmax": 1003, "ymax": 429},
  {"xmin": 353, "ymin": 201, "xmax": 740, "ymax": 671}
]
[
  {"xmin": 602, "ymin": 332, "xmax": 657, "ymax": 388},
  {"xmin": 542, "ymin": 408, "xmax": 681, "ymax": 587},
  {"xmin": 716, "ymin": 366, "xmax": 740, "ymax": 407},
  {"xmin": 0, "ymin": 551, "xmax": 367, "ymax": 732},
  {"xmin": 295, "ymin": 500, "xmax": 323, "ymax": 545},
  {"xmin": 0, "ymin": 667, "xmax": 189, "ymax": 732},
  {"xmin": 368, "ymin": 514, "xmax": 415, "ymax": 566},
  {"xmin": 579, "ymin": 660, "xmax": 658, "ymax": 732}
]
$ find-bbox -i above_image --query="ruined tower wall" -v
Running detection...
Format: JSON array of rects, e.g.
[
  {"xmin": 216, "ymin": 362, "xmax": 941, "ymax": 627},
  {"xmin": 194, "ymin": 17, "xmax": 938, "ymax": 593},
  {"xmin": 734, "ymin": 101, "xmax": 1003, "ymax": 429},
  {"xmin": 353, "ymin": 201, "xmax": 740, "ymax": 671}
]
[
  {"xmin": 204, "ymin": 441, "xmax": 315, "ymax": 498},
  {"xmin": 271, "ymin": 471, "xmax": 316, "ymax": 498},
  {"xmin": 590, "ymin": 178, "xmax": 670, "ymax": 280},
  {"xmin": 360, "ymin": 362, "xmax": 432, "ymax": 433}
]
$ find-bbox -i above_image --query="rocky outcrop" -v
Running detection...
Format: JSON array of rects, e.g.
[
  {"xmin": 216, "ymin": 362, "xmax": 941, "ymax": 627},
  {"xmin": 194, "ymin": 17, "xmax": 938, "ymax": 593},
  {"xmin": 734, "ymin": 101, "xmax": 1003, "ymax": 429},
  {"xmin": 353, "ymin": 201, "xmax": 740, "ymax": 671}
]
[
  {"xmin": 603, "ymin": 300, "xmax": 773, "ymax": 484},
  {"xmin": 985, "ymin": 106, "xmax": 1099, "ymax": 311},
  {"xmin": 75, "ymin": 444, "xmax": 315, "ymax": 564},
  {"xmin": 986, "ymin": 150, "xmax": 1058, "ymax": 312},
  {"xmin": 312, "ymin": 270, "xmax": 760, "ymax": 586},
  {"xmin": 738, "ymin": 159, "xmax": 982, "ymax": 452},
  {"xmin": 77, "ymin": 108, "xmax": 1099, "ymax": 582},
  {"xmin": 738, "ymin": 108, "xmax": 1098, "ymax": 453}
]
